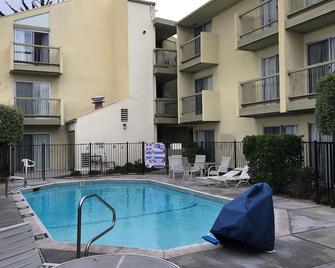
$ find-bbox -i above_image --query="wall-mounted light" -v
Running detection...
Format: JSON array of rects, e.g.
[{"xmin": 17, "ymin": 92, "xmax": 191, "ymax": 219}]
[{"xmin": 123, "ymin": 123, "xmax": 127, "ymax": 130}]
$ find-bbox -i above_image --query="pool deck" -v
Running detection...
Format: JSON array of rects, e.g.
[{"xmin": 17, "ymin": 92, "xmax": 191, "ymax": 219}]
[{"xmin": 2, "ymin": 175, "xmax": 335, "ymax": 268}]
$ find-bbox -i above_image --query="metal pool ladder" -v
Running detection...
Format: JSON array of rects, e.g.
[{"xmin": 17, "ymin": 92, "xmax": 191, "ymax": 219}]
[{"xmin": 76, "ymin": 194, "xmax": 116, "ymax": 258}]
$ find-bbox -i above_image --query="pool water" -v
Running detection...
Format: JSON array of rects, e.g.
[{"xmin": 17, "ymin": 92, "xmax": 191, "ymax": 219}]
[{"xmin": 23, "ymin": 181, "xmax": 227, "ymax": 250}]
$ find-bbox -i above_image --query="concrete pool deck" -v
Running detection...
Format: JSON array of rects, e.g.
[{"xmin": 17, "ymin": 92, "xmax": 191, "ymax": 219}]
[{"xmin": 2, "ymin": 175, "xmax": 335, "ymax": 268}]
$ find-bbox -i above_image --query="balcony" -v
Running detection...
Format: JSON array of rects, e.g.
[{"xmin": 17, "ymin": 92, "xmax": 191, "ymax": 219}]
[
  {"xmin": 180, "ymin": 90, "xmax": 220, "ymax": 123},
  {"xmin": 238, "ymin": 0, "xmax": 278, "ymax": 51},
  {"xmin": 14, "ymin": 97, "xmax": 62, "ymax": 125},
  {"xmin": 239, "ymin": 74, "xmax": 280, "ymax": 117},
  {"xmin": 10, "ymin": 43, "xmax": 63, "ymax": 76},
  {"xmin": 179, "ymin": 32, "xmax": 219, "ymax": 73},
  {"xmin": 155, "ymin": 98, "xmax": 178, "ymax": 124},
  {"xmin": 154, "ymin": 49, "xmax": 177, "ymax": 77},
  {"xmin": 288, "ymin": 61, "xmax": 335, "ymax": 112},
  {"xmin": 286, "ymin": 0, "xmax": 335, "ymax": 33}
]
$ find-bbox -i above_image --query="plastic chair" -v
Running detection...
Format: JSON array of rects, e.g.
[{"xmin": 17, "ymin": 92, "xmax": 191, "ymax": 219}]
[{"xmin": 21, "ymin": 158, "xmax": 35, "ymax": 174}]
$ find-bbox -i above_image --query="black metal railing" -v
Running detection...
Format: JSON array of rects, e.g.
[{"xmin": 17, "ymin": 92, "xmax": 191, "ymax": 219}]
[
  {"xmin": 7, "ymin": 141, "xmax": 335, "ymax": 204},
  {"xmin": 13, "ymin": 43, "xmax": 61, "ymax": 66},
  {"xmin": 155, "ymin": 99, "xmax": 177, "ymax": 117},
  {"xmin": 239, "ymin": 0, "xmax": 278, "ymax": 38}
]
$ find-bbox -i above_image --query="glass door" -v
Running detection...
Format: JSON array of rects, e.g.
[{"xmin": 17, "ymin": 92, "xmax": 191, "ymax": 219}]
[
  {"xmin": 14, "ymin": 29, "xmax": 33, "ymax": 62},
  {"xmin": 262, "ymin": 55, "xmax": 279, "ymax": 101}
]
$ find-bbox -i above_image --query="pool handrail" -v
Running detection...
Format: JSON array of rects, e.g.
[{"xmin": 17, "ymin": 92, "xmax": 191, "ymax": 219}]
[{"xmin": 76, "ymin": 193, "xmax": 117, "ymax": 258}]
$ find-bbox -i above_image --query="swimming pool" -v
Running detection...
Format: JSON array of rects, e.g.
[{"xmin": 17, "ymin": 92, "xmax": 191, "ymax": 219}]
[{"xmin": 23, "ymin": 180, "xmax": 228, "ymax": 250}]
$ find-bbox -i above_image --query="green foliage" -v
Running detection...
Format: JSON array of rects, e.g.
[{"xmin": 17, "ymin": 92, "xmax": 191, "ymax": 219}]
[
  {"xmin": 316, "ymin": 74, "xmax": 335, "ymax": 135},
  {"xmin": 70, "ymin": 170, "xmax": 82, "ymax": 177},
  {"xmin": 286, "ymin": 168, "xmax": 315, "ymax": 199},
  {"xmin": 106, "ymin": 161, "xmax": 156, "ymax": 174},
  {"xmin": 0, "ymin": 143, "xmax": 10, "ymax": 179},
  {"xmin": 0, "ymin": 105, "xmax": 24, "ymax": 144},
  {"xmin": 319, "ymin": 191, "xmax": 335, "ymax": 208},
  {"xmin": 243, "ymin": 135, "xmax": 303, "ymax": 193}
]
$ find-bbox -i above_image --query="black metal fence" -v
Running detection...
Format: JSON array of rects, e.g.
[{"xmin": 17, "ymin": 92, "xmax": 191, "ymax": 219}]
[
  {"xmin": 4, "ymin": 141, "xmax": 335, "ymax": 204},
  {"xmin": 8, "ymin": 141, "xmax": 247, "ymax": 180}
]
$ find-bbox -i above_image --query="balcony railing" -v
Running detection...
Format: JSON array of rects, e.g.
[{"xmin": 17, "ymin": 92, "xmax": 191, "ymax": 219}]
[
  {"xmin": 182, "ymin": 93, "xmax": 202, "ymax": 115},
  {"xmin": 154, "ymin": 49, "xmax": 177, "ymax": 66},
  {"xmin": 239, "ymin": 0, "xmax": 278, "ymax": 38},
  {"xmin": 240, "ymin": 74, "xmax": 280, "ymax": 106},
  {"xmin": 155, "ymin": 98, "xmax": 177, "ymax": 117},
  {"xmin": 288, "ymin": 60, "xmax": 335, "ymax": 99},
  {"xmin": 14, "ymin": 97, "xmax": 61, "ymax": 117},
  {"xmin": 289, "ymin": 0, "xmax": 327, "ymax": 14},
  {"xmin": 180, "ymin": 36, "xmax": 201, "ymax": 63},
  {"xmin": 13, "ymin": 43, "xmax": 61, "ymax": 66}
]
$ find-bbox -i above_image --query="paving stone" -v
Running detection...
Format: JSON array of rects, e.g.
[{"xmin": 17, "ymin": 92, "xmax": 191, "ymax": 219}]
[
  {"xmin": 294, "ymin": 227, "xmax": 335, "ymax": 249},
  {"xmin": 289, "ymin": 213, "xmax": 335, "ymax": 233}
]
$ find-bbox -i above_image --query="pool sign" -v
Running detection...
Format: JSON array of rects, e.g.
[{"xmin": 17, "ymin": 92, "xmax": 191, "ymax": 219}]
[{"xmin": 145, "ymin": 143, "xmax": 166, "ymax": 169}]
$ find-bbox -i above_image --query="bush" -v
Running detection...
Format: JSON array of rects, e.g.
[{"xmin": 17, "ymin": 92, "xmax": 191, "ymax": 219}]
[
  {"xmin": 106, "ymin": 161, "xmax": 156, "ymax": 174},
  {"xmin": 316, "ymin": 73, "xmax": 335, "ymax": 135},
  {"xmin": 0, "ymin": 105, "xmax": 24, "ymax": 144},
  {"xmin": 243, "ymin": 135, "xmax": 303, "ymax": 193},
  {"xmin": 70, "ymin": 170, "xmax": 82, "ymax": 177},
  {"xmin": 286, "ymin": 167, "xmax": 315, "ymax": 199}
]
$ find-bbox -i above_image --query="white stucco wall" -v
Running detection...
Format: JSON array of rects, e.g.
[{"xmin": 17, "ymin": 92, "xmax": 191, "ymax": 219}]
[{"xmin": 74, "ymin": 1, "xmax": 156, "ymax": 143}]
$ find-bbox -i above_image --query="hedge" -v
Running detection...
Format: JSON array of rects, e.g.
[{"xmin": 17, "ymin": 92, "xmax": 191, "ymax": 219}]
[
  {"xmin": 0, "ymin": 105, "xmax": 24, "ymax": 143},
  {"xmin": 243, "ymin": 135, "xmax": 304, "ymax": 193}
]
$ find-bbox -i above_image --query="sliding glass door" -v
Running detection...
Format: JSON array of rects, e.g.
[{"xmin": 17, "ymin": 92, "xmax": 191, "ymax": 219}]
[
  {"xmin": 16, "ymin": 82, "xmax": 50, "ymax": 116},
  {"xmin": 262, "ymin": 54, "xmax": 279, "ymax": 101},
  {"xmin": 14, "ymin": 28, "xmax": 49, "ymax": 64},
  {"xmin": 307, "ymin": 38, "xmax": 335, "ymax": 93}
]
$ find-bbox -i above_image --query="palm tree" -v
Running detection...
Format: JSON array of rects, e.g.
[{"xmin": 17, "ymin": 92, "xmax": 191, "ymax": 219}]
[{"xmin": 0, "ymin": 0, "xmax": 63, "ymax": 16}]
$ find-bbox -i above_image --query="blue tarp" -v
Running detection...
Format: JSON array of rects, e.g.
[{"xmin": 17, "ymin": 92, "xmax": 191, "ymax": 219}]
[{"xmin": 210, "ymin": 183, "xmax": 275, "ymax": 252}]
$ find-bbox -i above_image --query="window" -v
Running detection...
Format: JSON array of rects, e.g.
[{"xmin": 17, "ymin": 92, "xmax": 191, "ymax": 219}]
[
  {"xmin": 307, "ymin": 38, "xmax": 335, "ymax": 93},
  {"xmin": 194, "ymin": 21, "xmax": 212, "ymax": 55},
  {"xmin": 261, "ymin": 0, "xmax": 277, "ymax": 27},
  {"xmin": 15, "ymin": 81, "xmax": 50, "ymax": 116},
  {"xmin": 262, "ymin": 54, "xmax": 279, "ymax": 101},
  {"xmin": 14, "ymin": 28, "xmax": 49, "ymax": 63},
  {"xmin": 121, "ymin": 109, "xmax": 128, "ymax": 122},
  {"xmin": 194, "ymin": 76, "xmax": 213, "ymax": 115},
  {"xmin": 264, "ymin": 125, "xmax": 298, "ymax": 135}
]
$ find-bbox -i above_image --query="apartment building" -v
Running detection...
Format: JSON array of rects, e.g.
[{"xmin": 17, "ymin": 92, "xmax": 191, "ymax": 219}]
[{"xmin": 177, "ymin": 0, "xmax": 335, "ymax": 143}]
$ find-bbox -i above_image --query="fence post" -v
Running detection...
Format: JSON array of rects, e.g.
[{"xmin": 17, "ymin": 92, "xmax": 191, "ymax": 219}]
[
  {"xmin": 142, "ymin": 142, "xmax": 145, "ymax": 175},
  {"xmin": 126, "ymin": 142, "xmax": 129, "ymax": 174},
  {"xmin": 89, "ymin": 143, "xmax": 92, "ymax": 176},
  {"xmin": 165, "ymin": 143, "xmax": 169, "ymax": 175},
  {"xmin": 42, "ymin": 143, "xmax": 46, "ymax": 181},
  {"xmin": 234, "ymin": 140, "xmax": 237, "ymax": 168},
  {"xmin": 313, "ymin": 141, "xmax": 319, "ymax": 203},
  {"xmin": 10, "ymin": 144, "xmax": 14, "ymax": 176}
]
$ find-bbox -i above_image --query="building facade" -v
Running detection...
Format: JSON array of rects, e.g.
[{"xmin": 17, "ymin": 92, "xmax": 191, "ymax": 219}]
[{"xmin": 177, "ymin": 0, "xmax": 335, "ymax": 143}]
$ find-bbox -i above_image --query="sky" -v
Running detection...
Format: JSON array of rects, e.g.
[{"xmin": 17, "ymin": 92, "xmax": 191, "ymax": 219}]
[{"xmin": 0, "ymin": 0, "xmax": 210, "ymax": 20}]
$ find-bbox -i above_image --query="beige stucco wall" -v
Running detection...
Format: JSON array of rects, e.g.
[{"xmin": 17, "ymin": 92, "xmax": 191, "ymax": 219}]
[
  {"xmin": 0, "ymin": 0, "xmax": 129, "ymax": 143},
  {"xmin": 176, "ymin": 0, "xmax": 331, "ymax": 142}
]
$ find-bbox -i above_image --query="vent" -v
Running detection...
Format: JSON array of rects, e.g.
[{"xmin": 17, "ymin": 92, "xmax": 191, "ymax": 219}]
[{"xmin": 121, "ymin": 109, "xmax": 128, "ymax": 122}]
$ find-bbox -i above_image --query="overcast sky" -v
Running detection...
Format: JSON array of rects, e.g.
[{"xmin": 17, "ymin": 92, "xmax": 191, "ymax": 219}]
[{"xmin": 0, "ymin": 0, "xmax": 210, "ymax": 20}]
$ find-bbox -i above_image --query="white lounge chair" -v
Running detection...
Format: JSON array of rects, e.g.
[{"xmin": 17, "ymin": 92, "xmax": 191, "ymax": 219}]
[
  {"xmin": 22, "ymin": 159, "xmax": 35, "ymax": 174},
  {"xmin": 168, "ymin": 155, "xmax": 189, "ymax": 180},
  {"xmin": 197, "ymin": 169, "xmax": 241, "ymax": 187},
  {"xmin": 189, "ymin": 155, "xmax": 206, "ymax": 179},
  {"xmin": 228, "ymin": 166, "xmax": 251, "ymax": 188},
  {"xmin": 207, "ymin": 156, "xmax": 231, "ymax": 177},
  {"xmin": 0, "ymin": 222, "xmax": 57, "ymax": 268}
]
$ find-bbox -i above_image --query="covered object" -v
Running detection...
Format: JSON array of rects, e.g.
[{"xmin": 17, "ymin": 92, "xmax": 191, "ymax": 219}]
[{"xmin": 210, "ymin": 183, "xmax": 275, "ymax": 251}]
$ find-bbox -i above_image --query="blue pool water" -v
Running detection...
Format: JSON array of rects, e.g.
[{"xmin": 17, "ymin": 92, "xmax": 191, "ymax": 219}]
[{"xmin": 23, "ymin": 181, "xmax": 228, "ymax": 250}]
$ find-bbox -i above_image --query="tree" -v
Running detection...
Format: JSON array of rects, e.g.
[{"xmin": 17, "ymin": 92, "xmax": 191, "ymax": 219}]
[
  {"xmin": 0, "ymin": 0, "xmax": 64, "ymax": 16},
  {"xmin": 0, "ymin": 105, "xmax": 24, "ymax": 179},
  {"xmin": 315, "ymin": 74, "xmax": 335, "ymax": 135}
]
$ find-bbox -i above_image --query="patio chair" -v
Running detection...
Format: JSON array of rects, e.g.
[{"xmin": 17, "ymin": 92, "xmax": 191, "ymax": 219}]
[
  {"xmin": 21, "ymin": 158, "xmax": 35, "ymax": 174},
  {"xmin": 189, "ymin": 155, "xmax": 206, "ymax": 179},
  {"xmin": 207, "ymin": 156, "xmax": 231, "ymax": 177},
  {"xmin": 227, "ymin": 166, "xmax": 251, "ymax": 188},
  {"xmin": 0, "ymin": 222, "xmax": 57, "ymax": 268},
  {"xmin": 168, "ymin": 155, "xmax": 188, "ymax": 180},
  {"xmin": 198, "ymin": 169, "xmax": 242, "ymax": 187}
]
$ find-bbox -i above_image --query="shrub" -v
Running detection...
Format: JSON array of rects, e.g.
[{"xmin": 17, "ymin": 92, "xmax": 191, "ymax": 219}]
[
  {"xmin": 0, "ymin": 105, "xmax": 24, "ymax": 144},
  {"xmin": 286, "ymin": 167, "xmax": 315, "ymax": 199},
  {"xmin": 316, "ymin": 73, "xmax": 335, "ymax": 135},
  {"xmin": 70, "ymin": 170, "xmax": 82, "ymax": 177},
  {"xmin": 243, "ymin": 135, "xmax": 303, "ymax": 193}
]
